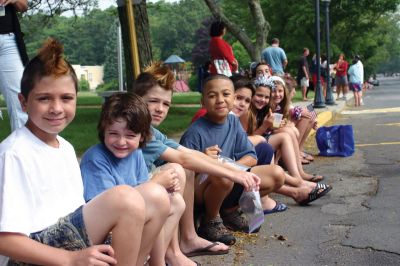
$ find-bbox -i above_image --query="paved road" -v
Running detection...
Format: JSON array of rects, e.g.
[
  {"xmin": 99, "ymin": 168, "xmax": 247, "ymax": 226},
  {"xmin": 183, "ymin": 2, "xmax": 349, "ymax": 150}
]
[{"xmin": 195, "ymin": 77, "xmax": 400, "ymax": 265}]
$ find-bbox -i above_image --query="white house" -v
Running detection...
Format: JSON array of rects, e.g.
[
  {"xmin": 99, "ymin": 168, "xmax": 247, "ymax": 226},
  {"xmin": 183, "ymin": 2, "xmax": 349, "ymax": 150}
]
[{"xmin": 72, "ymin": 65, "xmax": 104, "ymax": 91}]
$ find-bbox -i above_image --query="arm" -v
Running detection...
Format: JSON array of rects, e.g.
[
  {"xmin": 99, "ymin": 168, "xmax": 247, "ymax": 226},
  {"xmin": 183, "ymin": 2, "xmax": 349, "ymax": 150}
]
[
  {"xmin": 0, "ymin": 233, "xmax": 116, "ymax": 266},
  {"xmin": 159, "ymin": 146, "xmax": 259, "ymax": 191},
  {"xmin": 283, "ymin": 59, "xmax": 288, "ymax": 70},
  {"xmin": 302, "ymin": 65, "xmax": 309, "ymax": 79},
  {"xmin": 2, "ymin": 0, "xmax": 28, "ymax": 12}
]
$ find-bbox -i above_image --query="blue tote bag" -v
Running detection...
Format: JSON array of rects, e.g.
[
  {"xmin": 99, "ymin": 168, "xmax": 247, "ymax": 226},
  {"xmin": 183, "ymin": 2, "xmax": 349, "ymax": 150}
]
[{"xmin": 316, "ymin": 125, "xmax": 355, "ymax": 157}]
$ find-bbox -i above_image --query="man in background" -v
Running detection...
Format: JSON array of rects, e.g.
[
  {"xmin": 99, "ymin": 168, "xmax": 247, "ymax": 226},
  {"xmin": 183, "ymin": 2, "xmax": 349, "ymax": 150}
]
[{"xmin": 261, "ymin": 38, "xmax": 288, "ymax": 76}]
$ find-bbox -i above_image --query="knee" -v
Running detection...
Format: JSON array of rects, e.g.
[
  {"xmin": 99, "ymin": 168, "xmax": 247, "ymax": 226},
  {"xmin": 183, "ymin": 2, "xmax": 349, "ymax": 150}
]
[
  {"xmin": 271, "ymin": 165, "xmax": 285, "ymax": 189},
  {"xmin": 144, "ymin": 182, "xmax": 171, "ymax": 217},
  {"xmin": 168, "ymin": 163, "xmax": 186, "ymax": 188},
  {"xmin": 210, "ymin": 175, "xmax": 234, "ymax": 192},
  {"xmin": 170, "ymin": 193, "xmax": 186, "ymax": 216},
  {"xmin": 110, "ymin": 185, "xmax": 146, "ymax": 220}
]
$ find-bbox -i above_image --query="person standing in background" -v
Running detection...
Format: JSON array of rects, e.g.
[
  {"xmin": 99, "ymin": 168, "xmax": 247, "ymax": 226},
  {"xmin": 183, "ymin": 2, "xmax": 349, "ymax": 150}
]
[
  {"xmin": 297, "ymin": 48, "xmax": 310, "ymax": 101},
  {"xmin": 208, "ymin": 21, "xmax": 238, "ymax": 77},
  {"xmin": 0, "ymin": 0, "xmax": 28, "ymax": 131},
  {"xmin": 261, "ymin": 38, "xmax": 288, "ymax": 76},
  {"xmin": 334, "ymin": 53, "xmax": 349, "ymax": 100},
  {"xmin": 348, "ymin": 55, "xmax": 364, "ymax": 107}
]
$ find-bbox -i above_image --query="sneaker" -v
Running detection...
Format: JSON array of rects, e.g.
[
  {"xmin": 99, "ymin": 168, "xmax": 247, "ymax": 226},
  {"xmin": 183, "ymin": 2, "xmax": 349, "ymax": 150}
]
[
  {"xmin": 221, "ymin": 209, "xmax": 249, "ymax": 233},
  {"xmin": 197, "ymin": 217, "xmax": 236, "ymax": 245}
]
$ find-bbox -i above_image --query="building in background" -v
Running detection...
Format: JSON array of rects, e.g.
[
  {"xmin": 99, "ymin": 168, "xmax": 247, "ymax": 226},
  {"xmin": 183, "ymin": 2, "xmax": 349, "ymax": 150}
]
[{"xmin": 72, "ymin": 65, "xmax": 104, "ymax": 91}]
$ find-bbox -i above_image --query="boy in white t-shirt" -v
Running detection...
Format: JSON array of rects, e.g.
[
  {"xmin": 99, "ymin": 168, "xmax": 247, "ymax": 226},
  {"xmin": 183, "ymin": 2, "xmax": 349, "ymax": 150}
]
[{"xmin": 0, "ymin": 38, "xmax": 159, "ymax": 266}]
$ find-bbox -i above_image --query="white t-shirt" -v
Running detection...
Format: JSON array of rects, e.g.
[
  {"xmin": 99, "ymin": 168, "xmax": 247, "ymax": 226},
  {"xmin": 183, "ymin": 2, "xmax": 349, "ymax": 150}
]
[{"xmin": 0, "ymin": 127, "xmax": 85, "ymax": 265}]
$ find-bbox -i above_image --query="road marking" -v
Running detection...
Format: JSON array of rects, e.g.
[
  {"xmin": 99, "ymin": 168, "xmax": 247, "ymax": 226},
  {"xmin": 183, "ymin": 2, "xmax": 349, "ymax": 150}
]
[
  {"xmin": 356, "ymin": 141, "xmax": 400, "ymax": 147},
  {"xmin": 376, "ymin": 122, "xmax": 400, "ymax": 127},
  {"xmin": 342, "ymin": 107, "xmax": 400, "ymax": 115}
]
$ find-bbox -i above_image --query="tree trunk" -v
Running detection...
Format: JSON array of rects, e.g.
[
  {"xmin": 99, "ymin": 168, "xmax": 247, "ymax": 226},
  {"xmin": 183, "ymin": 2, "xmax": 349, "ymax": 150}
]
[
  {"xmin": 203, "ymin": 0, "xmax": 270, "ymax": 62},
  {"xmin": 118, "ymin": 0, "xmax": 152, "ymax": 91}
]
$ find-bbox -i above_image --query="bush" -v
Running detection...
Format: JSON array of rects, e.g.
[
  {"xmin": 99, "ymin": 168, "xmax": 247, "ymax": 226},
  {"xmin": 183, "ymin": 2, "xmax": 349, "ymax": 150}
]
[
  {"xmin": 188, "ymin": 73, "xmax": 198, "ymax": 92},
  {"xmin": 79, "ymin": 79, "xmax": 90, "ymax": 92},
  {"xmin": 96, "ymin": 79, "xmax": 119, "ymax": 92}
]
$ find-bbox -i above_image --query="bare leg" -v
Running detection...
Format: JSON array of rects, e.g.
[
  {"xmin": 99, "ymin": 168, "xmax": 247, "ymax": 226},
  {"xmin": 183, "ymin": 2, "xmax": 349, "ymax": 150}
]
[
  {"xmin": 251, "ymin": 164, "xmax": 285, "ymax": 197},
  {"xmin": 277, "ymin": 127, "xmax": 317, "ymax": 181},
  {"xmin": 179, "ymin": 169, "xmax": 229, "ymax": 255},
  {"xmin": 268, "ymin": 132, "xmax": 303, "ymax": 180},
  {"xmin": 296, "ymin": 117, "xmax": 314, "ymax": 152},
  {"xmin": 197, "ymin": 175, "xmax": 234, "ymax": 221},
  {"xmin": 336, "ymin": 85, "xmax": 342, "ymax": 99},
  {"xmin": 83, "ymin": 185, "xmax": 147, "ymax": 266},
  {"xmin": 134, "ymin": 182, "xmax": 171, "ymax": 265}
]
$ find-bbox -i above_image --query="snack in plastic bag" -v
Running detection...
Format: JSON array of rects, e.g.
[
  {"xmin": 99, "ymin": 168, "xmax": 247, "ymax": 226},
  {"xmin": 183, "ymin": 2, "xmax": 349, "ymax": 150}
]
[{"xmin": 239, "ymin": 190, "xmax": 264, "ymax": 233}]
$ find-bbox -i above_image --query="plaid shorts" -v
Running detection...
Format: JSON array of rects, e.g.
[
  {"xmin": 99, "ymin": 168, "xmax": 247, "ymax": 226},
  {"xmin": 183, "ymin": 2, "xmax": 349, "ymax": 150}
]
[{"xmin": 8, "ymin": 206, "xmax": 90, "ymax": 266}]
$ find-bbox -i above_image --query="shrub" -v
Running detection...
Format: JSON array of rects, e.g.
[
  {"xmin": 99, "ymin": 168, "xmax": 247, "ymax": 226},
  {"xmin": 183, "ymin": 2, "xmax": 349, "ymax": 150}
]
[{"xmin": 79, "ymin": 79, "xmax": 90, "ymax": 92}]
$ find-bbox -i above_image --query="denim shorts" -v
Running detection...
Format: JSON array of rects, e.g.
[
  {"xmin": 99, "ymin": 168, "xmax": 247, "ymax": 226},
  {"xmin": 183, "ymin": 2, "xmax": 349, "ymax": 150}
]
[{"xmin": 8, "ymin": 206, "xmax": 90, "ymax": 266}]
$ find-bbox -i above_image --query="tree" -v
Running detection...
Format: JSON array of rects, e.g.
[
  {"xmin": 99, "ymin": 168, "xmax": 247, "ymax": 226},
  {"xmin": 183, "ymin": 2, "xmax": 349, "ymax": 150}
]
[
  {"xmin": 103, "ymin": 19, "xmax": 120, "ymax": 83},
  {"xmin": 203, "ymin": 0, "xmax": 270, "ymax": 61},
  {"xmin": 28, "ymin": 0, "xmax": 97, "ymax": 16}
]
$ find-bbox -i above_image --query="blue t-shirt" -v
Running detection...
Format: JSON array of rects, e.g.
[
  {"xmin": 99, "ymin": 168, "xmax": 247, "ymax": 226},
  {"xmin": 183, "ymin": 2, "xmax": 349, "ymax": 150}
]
[
  {"xmin": 261, "ymin": 46, "xmax": 287, "ymax": 74},
  {"xmin": 142, "ymin": 127, "xmax": 180, "ymax": 171},
  {"xmin": 80, "ymin": 143, "xmax": 148, "ymax": 202},
  {"xmin": 179, "ymin": 115, "xmax": 257, "ymax": 161}
]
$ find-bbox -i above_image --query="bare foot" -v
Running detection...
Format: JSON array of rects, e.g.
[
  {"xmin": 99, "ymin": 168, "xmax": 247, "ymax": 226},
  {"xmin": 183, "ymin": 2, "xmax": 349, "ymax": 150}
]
[
  {"xmin": 165, "ymin": 250, "xmax": 198, "ymax": 266},
  {"xmin": 261, "ymin": 195, "xmax": 278, "ymax": 210},
  {"xmin": 180, "ymin": 236, "xmax": 229, "ymax": 256}
]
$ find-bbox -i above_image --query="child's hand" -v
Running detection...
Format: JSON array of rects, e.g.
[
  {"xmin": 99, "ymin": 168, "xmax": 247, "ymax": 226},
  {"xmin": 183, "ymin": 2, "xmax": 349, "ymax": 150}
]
[
  {"xmin": 231, "ymin": 170, "xmax": 260, "ymax": 192},
  {"xmin": 204, "ymin": 144, "xmax": 221, "ymax": 159},
  {"xmin": 263, "ymin": 109, "xmax": 274, "ymax": 128},
  {"xmin": 152, "ymin": 168, "xmax": 180, "ymax": 193},
  {"xmin": 301, "ymin": 109, "xmax": 312, "ymax": 119},
  {"xmin": 69, "ymin": 245, "xmax": 116, "ymax": 265}
]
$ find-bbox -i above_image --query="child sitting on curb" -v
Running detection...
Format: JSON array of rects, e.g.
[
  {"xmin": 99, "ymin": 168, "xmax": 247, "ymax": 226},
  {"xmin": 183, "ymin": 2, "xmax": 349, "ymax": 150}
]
[
  {"xmin": 0, "ymin": 38, "xmax": 148, "ymax": 265},
  {"xmin": 80, "ymin": 93, "xmax": 184, "ymax": 265},
  {"xmin": 179, "ymin": 74, "xmax": 285, "ymax": 239}
]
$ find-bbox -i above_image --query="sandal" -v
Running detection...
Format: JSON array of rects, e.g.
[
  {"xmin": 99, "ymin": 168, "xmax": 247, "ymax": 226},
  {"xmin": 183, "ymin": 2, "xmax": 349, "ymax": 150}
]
[
  {"xmin": 301, "ymin": 157, "xmax": 310, "ymax": 165},
  {"xmin": 263, "ymin": 202, "xmax": 288, "ymax": 215},
  {"xmin": 299, "ymin": 183, "xmax": 332, "ymax": 205}
]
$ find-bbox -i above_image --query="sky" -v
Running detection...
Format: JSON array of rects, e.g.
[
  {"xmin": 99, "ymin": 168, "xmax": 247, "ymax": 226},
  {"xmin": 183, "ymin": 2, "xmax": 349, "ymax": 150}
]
[{"xmin": 98, "ymin": 0, "xmax": 179, "ymax": 10}]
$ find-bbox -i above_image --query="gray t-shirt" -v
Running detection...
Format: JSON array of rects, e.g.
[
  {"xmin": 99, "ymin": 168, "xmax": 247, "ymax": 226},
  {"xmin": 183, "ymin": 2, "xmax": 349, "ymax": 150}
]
[
  {"xmin": 180, "ymin": 115, "xmax": 257, "ymax": 161},
  {"xmin": 142, "ymin": 126, "xmax": 180, "ymax": 171}
]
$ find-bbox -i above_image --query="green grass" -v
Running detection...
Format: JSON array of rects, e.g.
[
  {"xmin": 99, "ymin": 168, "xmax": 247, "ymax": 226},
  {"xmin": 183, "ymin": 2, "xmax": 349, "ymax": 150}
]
[{"xmin": 171, "ymin": 92, "xmax": 201, "ymax": 105}]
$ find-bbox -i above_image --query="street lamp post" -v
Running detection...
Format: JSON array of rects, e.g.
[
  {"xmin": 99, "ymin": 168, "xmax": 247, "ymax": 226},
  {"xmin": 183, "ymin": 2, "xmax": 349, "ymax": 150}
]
[
  {"xmin": 314, "ymin": 0, "xmax": 326, "ymax": 108},
  {"xmin": 322, "ymin": 0, "xmax": 335, "ymax": 105}
]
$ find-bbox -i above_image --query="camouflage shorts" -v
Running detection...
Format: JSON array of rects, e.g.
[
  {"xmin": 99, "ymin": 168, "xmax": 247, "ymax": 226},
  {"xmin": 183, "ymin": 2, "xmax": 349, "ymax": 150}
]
[{"xmin": 8, "ymin": 206, "xmax": 90, "ymax": 266}]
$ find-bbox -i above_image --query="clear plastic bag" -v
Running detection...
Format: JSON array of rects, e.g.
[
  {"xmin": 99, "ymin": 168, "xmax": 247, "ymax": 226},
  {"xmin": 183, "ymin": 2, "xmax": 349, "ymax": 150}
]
[{"xmin": 239, "ymin": 190, "xmax": 264, "ymax": 233}]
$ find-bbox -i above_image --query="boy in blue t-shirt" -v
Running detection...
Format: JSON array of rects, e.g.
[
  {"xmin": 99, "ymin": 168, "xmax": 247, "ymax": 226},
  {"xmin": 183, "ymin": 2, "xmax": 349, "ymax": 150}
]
[
  {"xmin": 180, "ymin": 74, "xmax": 286, "ymax": 240},
  {"xmin": 80, "ymin": 93, "xmax": 186, "ymax": 266}
]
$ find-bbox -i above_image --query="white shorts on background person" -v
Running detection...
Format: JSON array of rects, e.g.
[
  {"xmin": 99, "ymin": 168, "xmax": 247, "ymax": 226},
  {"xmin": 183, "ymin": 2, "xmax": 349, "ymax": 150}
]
[
  {"xmin": 300, "ymin": 77, "xmax": 309, "ymax": 88},
  {"xmin": 0, "ymin": 33, "xmax": 28, "ymax": 131}
]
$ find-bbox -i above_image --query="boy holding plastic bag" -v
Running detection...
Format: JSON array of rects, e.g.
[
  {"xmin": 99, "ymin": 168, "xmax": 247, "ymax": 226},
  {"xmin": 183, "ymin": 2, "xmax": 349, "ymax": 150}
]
[{"xmin": 180, "ymin": 75, "xmax": 285, "ymax": 235}]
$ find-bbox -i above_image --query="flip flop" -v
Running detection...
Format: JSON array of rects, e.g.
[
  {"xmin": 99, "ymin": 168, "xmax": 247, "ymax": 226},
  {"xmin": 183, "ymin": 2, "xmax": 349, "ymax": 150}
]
[
  {"xmin": 183, "ymin": 242, "xmax": 229, "ymax": 257},
  {"xmin": 301, "ymin": 158, "xmax": 310, "ymax": 165},
  {"xmin": 263, "ymin": 202, "xmax": 288, "ymax": 215},
  {"xmin": 299, "ymin": 183, "xmax": 332, "ymax": 205}
]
